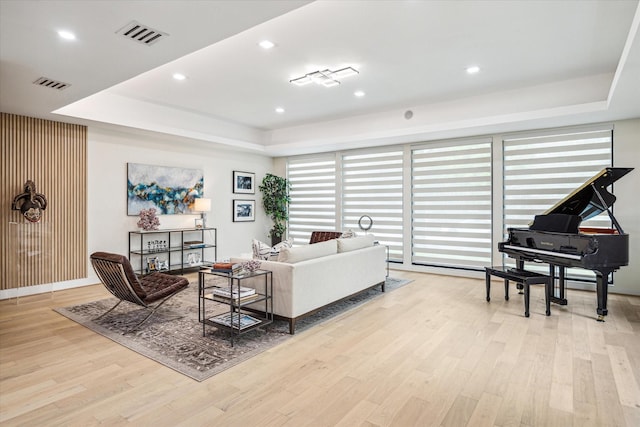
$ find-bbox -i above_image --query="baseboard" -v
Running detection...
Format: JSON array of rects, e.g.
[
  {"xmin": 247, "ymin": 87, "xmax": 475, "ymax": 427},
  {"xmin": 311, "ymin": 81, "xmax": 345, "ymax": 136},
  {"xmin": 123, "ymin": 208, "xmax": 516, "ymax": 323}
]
[{"xmin": 0, "ymin": 277, "xmax": 96, "ymax": 300}]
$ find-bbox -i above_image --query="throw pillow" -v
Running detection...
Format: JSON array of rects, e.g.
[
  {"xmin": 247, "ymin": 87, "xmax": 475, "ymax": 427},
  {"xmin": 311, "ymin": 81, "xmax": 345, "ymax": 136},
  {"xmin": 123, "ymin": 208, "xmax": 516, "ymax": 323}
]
[
  {"xmin": 252, "ymin": 239, "xmax": 272, "ymax": 260},
  {"xmin": 340, "ymin": 229, "xmax": 356, "ymax": 239},
  {"xmin": 277, "ymin": 239, "xmax": 338, "ymax": 263},
  {"xmin": 272, "ymin": 237, "xmax": 294, "ymax": 251},
  {"xmin": 252, "ymin": 237, "xmax": 294, "ymax": 260}
]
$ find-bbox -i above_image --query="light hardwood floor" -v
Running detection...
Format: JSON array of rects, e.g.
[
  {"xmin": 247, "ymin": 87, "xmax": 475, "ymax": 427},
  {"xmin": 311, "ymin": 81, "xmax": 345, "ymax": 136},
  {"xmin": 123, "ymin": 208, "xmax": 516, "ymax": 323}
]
[{"xmin": 1, "ymin": 271, "xmax": 639, "ymax": 426}]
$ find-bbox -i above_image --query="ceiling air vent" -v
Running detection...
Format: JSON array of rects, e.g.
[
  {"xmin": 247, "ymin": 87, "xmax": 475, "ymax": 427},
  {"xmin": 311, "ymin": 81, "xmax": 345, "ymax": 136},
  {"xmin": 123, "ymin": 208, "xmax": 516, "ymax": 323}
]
[
  {"xmin": 33, "ymin": 77, "xmax": 71, "ymax": 90},
  {"xmin": 116, "ymin": 20, "xmax": 168, "ymax": 46}
]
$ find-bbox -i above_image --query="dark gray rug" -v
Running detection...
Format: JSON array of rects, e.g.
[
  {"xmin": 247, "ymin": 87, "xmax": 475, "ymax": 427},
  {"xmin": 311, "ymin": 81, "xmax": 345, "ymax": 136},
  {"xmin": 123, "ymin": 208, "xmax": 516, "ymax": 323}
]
[{"xmin": 54, "ymin": 276, "xmax": 412, "ymax": 382}]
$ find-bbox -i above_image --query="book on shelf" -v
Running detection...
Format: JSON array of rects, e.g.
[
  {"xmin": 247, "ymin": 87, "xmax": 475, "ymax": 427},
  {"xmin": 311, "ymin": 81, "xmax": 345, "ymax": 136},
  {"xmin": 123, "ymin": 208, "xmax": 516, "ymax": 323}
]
[
  {"xmin": 210, "ymin": 262, "xmax": 242, "ymax": 274},
  {"xmin": 206, "ymin": 292, "xmax": 260, "ymax": 304},
  {"xmin": 212, "ymin": 286, "xmax": 256, "ymax": 298},
  {"xmin": 184, "ymin": 240, "xmax": 203, "ymax": 245},
  {"xmin": 210, "ymin": 313, "xmax": 261, "ymax": 330},
  {"xmin": 184, "ymin": 239, "xmax": 207, "ymax": 249}
]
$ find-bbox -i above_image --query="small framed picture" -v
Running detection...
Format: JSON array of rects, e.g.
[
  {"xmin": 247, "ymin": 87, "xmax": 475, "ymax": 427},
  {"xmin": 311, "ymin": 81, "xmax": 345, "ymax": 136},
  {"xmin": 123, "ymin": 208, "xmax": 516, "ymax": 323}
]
[
  {"xmin": 187, "ymin": 252, "xmax": 202, "ymax": 266},
  {"xmin": 233, "ymin": 199, "xmax": 255, "ymax": 222},
  {"xmin": 233, "ymin": 171, "xmax": 255, "ymax": 194},
  {"xmin": 146, "ymin": 256, "xmax": 159, "ymax": 273}
]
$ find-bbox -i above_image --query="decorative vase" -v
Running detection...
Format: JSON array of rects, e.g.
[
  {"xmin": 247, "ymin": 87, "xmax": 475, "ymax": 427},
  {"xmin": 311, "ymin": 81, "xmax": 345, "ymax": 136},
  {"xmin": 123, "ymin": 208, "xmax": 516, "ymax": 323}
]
[{"xmin": 137, "ymin": 208, "xmax": 160, "ymax": 231}]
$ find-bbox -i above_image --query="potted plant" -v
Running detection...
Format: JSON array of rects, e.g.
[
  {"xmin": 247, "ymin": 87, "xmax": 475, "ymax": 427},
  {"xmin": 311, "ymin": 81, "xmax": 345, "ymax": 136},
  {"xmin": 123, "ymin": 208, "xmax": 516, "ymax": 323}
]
[{"xmin": 259, "ymin": 173, "xmax": 290, "ymax": 246}]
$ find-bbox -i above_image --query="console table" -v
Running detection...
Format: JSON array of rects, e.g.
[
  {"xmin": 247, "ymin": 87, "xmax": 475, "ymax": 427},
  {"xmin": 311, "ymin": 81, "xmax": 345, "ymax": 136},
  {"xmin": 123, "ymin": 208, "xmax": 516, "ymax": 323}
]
[{"xmin": 128, "ymin": 227, "xmax": 217, "ymax": 276}]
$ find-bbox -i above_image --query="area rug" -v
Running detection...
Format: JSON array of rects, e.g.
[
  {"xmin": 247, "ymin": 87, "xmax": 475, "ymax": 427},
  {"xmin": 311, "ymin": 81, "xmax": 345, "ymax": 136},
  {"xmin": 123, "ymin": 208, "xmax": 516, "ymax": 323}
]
[{"xmin": 54, "ymin": 277, "xmax": 412, "ymax": 382}]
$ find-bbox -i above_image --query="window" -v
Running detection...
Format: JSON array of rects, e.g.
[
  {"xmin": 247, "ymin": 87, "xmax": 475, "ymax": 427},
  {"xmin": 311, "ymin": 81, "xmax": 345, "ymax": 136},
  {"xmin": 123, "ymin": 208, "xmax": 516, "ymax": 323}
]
[
  {"xmin": 502, "ymin": 126, "xmax": 613, "ymax": 280},
  {"xmin": 341, "ymin": 148, "xmax": 404, "ymax": 261},
  {"xmin": 412, "ymin": 139, "xmax": 492, "ymax": 269},
  {"xmin": 287, "ymin": 155, "xmax": 337, "ymax": 246}
]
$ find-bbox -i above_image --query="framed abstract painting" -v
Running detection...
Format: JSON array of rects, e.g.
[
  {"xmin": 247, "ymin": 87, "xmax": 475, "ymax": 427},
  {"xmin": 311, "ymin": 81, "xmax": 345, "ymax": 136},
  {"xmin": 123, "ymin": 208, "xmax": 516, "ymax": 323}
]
[{"xmin": 127, "ymin": 163, "xmax": 204, "ymax": 215}]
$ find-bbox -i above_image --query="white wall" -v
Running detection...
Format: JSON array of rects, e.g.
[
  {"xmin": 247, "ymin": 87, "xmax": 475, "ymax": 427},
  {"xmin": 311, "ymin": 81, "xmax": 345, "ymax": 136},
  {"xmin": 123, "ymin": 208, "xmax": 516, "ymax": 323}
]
[
  {"xmin": 87, "ymin": 126, "xmax": 274, "ymax": 275},
  {"xmin": 610, "ymin": 118, "xmax": 640, "ymax": 295},
  {"xmin": 1, "ymin": 125, "xmax": 275, "ymax": 299}
]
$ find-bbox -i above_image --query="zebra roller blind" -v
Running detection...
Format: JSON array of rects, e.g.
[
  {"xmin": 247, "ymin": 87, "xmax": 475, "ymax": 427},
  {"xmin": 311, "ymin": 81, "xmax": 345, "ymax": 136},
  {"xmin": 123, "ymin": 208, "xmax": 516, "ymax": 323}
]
[
  {"xmin": 287, "ymin": 155, "xmax": 337, "ymax": 246},
  {"xmin": 502, "ymin": 126, "xmax": 613, "ymax": 281},
  {"xmin": 411, "ymin": 139, "xmax": 493, "ymax": 269},
  {"xmin": 341, "ymin": 148, "xmax": 404, "ymax": 262}
]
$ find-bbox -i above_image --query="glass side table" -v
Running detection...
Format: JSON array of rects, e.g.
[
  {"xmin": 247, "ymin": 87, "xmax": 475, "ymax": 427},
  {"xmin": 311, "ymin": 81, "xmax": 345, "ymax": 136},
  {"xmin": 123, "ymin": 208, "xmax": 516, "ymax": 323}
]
[{"xmin": 198, "ymin": 267, "xmax": 273, "ymax": 346}]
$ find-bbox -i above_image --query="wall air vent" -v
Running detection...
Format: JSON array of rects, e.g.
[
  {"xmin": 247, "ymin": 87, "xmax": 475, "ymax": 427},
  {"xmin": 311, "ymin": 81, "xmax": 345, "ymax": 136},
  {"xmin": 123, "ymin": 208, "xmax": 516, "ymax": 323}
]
[
  {"xmin": 116, "ymin": 20, "xmax": 168, "ymax": 46},
  {"xmin": 33, "ymin": 77, "xmax": 71, "ymax": 90}
]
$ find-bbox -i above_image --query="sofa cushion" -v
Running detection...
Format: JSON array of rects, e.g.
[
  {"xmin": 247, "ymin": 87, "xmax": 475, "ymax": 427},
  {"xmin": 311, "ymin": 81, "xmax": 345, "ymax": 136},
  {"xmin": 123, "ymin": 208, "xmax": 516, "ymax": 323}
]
[
  {"xmin": 277, "ymin": 239, "xmax": 337, "ymax": 263},
  {"xmin": 337, "ymin": 235, "xmax": 375, "ymax": 252}
]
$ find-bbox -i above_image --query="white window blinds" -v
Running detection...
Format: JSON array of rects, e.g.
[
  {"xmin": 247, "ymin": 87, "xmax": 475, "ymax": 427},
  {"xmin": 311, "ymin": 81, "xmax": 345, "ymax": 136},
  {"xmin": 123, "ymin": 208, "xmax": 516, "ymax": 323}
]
[
  {"xmin": 341, "ymin": 148, "xmax": 404, "ymax": 262},
  {"xmin": 411, "ymin": 139, "xmax": 493, "ymax": 269},
  {"xmin": 287, "ymin": 155, "xmax": 337, "ymax": 246},
  {"xmin": 502, "ymin": 127, "xmax": 613, "ymax": 280}
]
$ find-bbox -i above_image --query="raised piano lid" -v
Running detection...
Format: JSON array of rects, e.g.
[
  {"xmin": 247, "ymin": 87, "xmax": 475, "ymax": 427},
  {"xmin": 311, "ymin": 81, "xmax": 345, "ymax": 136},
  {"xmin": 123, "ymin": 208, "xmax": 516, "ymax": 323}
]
[{"xmin": 542, "ymin": 167, "xmax": 634, "ymax": 221}]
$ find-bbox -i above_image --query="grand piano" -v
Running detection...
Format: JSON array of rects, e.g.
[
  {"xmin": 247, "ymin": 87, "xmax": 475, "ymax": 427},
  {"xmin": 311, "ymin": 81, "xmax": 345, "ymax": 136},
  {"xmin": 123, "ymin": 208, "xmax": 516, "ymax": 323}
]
[{"xmin": 499, "ymin": 167, "xmax": 633, "ymax": 321}]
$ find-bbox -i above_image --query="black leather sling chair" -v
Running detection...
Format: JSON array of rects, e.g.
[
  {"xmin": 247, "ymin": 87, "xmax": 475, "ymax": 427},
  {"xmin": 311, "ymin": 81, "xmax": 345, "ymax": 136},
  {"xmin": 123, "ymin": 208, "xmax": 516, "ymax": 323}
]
[{"xmin": 90, "ymin": 252, "xmax": 189, "ymax": 331}]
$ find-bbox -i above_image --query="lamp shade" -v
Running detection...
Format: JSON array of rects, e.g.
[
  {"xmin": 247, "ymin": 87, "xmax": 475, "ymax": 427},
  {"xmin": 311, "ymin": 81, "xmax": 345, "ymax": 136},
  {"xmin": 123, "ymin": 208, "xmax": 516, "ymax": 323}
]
[{"xmin": 193, "ymin": 198, "xmax": 211, "ymax": 212}]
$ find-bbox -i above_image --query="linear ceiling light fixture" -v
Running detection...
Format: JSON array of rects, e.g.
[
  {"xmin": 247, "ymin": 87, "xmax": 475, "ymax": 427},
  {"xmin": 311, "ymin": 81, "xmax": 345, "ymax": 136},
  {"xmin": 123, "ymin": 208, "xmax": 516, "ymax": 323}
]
[{"xmin": 290, "ymin": 66, "xmax": 359, "ymax": 87}]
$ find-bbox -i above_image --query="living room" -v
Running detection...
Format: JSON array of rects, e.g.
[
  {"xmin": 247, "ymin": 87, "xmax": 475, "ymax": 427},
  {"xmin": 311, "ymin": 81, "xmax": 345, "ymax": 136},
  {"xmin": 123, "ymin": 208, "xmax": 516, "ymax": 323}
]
[{"xmin": 2, "ymin": 1, "xmax": 640, "ymax": 425}]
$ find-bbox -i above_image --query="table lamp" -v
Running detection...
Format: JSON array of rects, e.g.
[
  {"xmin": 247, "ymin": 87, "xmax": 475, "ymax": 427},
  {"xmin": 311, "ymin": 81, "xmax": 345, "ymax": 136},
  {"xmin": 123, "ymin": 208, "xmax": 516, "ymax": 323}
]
[{"xmin": 194, "ymin": 198, "xmax": 211, "ymax": 228}]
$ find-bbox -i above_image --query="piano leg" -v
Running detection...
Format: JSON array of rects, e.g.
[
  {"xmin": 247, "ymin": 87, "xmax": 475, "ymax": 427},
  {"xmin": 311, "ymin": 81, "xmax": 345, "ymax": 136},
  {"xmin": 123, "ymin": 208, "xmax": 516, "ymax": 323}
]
[
  {"xmin": 524, "ymin": 282, "xmax": 530, "ymax": 317},
  {"xmin": 516, "ymin": 259, "xmax": 524, "ymax": 294},
  {"xmin": 549, "ymin": 265, "xmax": 568, "ymax": 306},
  {"xmin": 485, "ymin": 269, "xmax": 490, "ymax": 302},
  {"xmin": 559, "ymin": 266, "xmax": 566, "ymax": 301},
  {"xmin": 595, "ymin": 270, "xmax": 612, "ymax": 322}
]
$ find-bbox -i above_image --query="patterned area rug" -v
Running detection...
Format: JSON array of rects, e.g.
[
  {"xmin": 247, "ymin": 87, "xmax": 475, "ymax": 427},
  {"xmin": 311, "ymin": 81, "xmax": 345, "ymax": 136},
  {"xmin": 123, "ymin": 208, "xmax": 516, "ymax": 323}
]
[{"xmin": 54, "ymin": 276, "xmax": 412, "ymax": 382}]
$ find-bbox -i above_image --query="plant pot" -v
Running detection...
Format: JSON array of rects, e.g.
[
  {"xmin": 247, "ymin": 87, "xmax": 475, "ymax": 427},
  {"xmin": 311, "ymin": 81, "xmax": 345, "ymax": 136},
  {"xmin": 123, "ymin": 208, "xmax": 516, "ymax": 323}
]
[{"xmin": 271, "ymin": 236, "xmax": 282, "ymax": 246}]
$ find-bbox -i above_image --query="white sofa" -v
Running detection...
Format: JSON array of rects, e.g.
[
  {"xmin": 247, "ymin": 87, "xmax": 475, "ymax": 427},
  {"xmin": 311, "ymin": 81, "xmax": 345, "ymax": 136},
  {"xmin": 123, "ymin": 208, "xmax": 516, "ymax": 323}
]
[{"xmin": 231, "ymin": 236, "xmax": 387, "ymax": 334}]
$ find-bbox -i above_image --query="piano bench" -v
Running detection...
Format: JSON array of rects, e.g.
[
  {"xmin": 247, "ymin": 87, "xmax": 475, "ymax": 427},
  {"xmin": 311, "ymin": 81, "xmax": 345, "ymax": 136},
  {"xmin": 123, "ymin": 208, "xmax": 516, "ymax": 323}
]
[{"xmin": 485, "ymin": 266, "xmax": 552, "ymax": 317}]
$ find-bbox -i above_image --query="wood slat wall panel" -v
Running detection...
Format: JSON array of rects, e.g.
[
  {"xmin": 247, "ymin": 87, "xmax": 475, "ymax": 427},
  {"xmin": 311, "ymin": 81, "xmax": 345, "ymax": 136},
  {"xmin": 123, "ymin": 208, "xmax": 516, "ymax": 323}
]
[{"xmin": 1, "ymin": 112, "xmax": 87, "ymax": 290}]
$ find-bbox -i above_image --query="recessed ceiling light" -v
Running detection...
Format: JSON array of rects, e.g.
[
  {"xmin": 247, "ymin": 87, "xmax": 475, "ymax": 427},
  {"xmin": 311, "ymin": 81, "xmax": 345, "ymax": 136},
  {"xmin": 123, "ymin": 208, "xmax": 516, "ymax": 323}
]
[
  {"xmin": 172, "ymin": 73, "xmax": 187, "ymax": 81},
  {"xmin": 57, "ymin": 30, "xmax": 76, "ymax": 40},
  {"xmin": 354, "ymin": 90, "xmax": 365, "ymax": 97},
  {"xmin": 466, "ymin": 65, "xmax": 480, "ymax": 74},
  {"xmin": 275, "ymin": 107, "xmax": 285, "ymax": 114},
  {"xmin": 259, "ymin": 40, "xmax": 275, "ymax": 49}
]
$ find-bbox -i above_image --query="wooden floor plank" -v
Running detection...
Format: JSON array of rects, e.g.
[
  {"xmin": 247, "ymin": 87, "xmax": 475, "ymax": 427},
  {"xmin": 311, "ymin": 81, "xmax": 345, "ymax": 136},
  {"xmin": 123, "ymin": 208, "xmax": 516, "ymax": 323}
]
[{"xmin": 1, "ymin": 271, "xmax": 639, "ymax": 426}]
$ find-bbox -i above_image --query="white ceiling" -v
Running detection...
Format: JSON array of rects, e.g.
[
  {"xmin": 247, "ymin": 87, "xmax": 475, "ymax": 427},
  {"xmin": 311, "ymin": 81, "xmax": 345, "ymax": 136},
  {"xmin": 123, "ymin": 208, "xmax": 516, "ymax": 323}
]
[{"xmin": 1, "ymin": 0, "xmax": 639, "ymax": 156}]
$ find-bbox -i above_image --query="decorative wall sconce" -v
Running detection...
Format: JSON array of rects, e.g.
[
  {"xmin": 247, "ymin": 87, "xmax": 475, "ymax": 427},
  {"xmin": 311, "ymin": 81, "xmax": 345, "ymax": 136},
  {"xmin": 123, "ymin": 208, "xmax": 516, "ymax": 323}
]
[{"xmin": 11, "ymin": 180, "xmax": 48, "ymax": 223}]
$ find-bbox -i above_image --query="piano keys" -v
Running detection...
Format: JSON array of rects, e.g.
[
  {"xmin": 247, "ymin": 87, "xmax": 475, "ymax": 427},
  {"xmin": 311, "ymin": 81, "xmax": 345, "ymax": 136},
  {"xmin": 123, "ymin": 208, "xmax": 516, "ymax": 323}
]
[{"xmin": 499, "ymin": 167, "xmax": 633, "ymax": 321}]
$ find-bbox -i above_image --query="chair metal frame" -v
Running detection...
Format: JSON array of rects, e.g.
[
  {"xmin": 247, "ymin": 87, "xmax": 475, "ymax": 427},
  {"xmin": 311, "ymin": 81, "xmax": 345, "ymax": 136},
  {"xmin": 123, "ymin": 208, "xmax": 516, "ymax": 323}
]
[{"xmin": 90, "ymin": 256, "xmax": 187, "ymax": 331}]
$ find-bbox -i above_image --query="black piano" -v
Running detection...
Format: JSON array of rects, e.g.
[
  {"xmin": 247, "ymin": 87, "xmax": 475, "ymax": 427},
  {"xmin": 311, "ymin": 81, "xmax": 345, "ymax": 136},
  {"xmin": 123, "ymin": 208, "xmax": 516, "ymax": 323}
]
[{"xmin": 499, "ymin": 167, "xmax": 633, "ymax": 321}]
